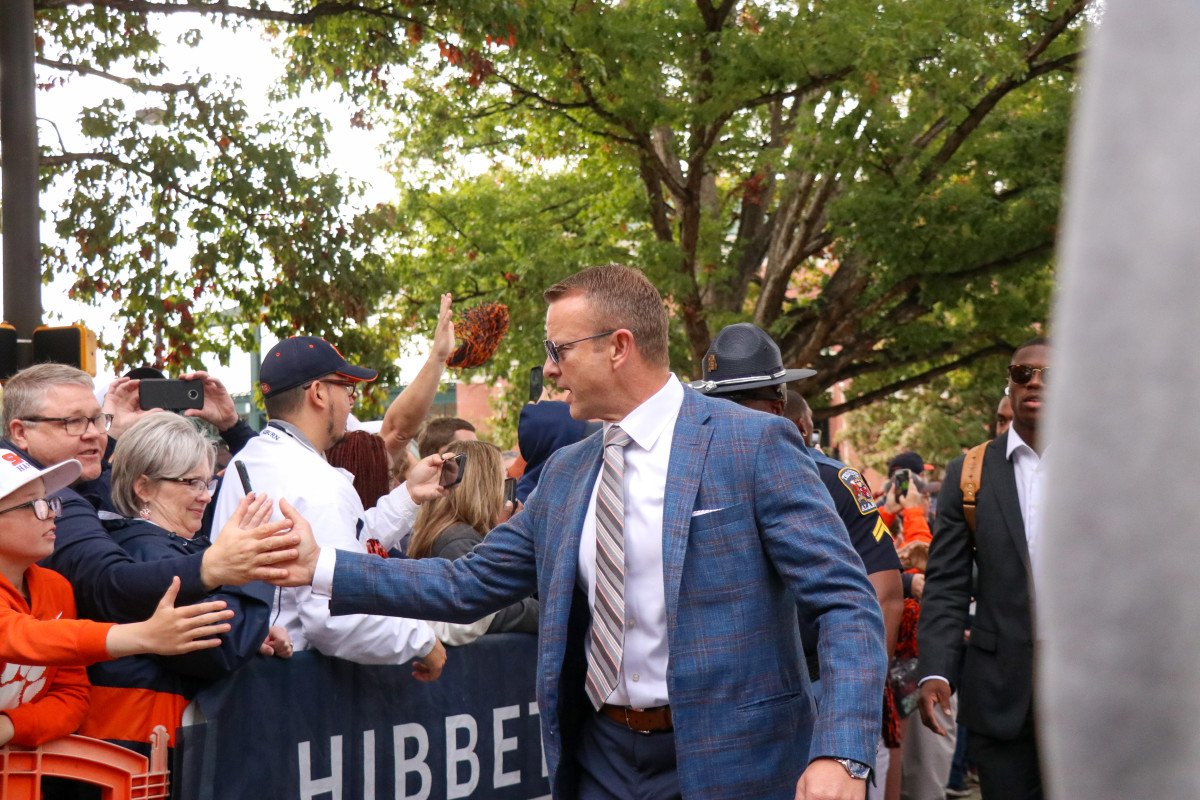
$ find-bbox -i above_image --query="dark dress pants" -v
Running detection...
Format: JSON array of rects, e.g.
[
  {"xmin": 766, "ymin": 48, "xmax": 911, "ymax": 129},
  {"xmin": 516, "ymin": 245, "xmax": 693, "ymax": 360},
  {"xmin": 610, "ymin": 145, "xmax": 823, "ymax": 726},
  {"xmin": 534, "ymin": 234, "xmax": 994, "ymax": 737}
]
[
  {"xmin": 576, "ymin": 710, "xmax": 682, "ymax": 800},
  {"xmin": 968, "ymin": 710, "xmax": 1043, "ymax": 800}
]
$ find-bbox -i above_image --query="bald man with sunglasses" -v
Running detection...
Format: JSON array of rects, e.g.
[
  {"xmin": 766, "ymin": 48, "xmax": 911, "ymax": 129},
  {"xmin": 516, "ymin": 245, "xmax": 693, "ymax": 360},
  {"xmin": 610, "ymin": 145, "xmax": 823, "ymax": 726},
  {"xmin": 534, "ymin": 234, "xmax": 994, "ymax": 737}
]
[{"xmin": 915, "ymin": 336, "xmax": 1050, "ymax": 800}]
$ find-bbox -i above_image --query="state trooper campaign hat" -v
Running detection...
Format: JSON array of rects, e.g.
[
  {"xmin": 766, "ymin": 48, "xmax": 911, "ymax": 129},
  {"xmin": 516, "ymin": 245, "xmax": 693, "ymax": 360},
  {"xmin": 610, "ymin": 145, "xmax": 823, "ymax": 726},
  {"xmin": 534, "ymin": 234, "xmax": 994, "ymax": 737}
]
[
  {"xmin": 690, "ymin": 323, "xmax": 816, "ymax": 395},
  {"xmin": 258, "ymin": 336, "xmax": 378, "ymax": 399}
]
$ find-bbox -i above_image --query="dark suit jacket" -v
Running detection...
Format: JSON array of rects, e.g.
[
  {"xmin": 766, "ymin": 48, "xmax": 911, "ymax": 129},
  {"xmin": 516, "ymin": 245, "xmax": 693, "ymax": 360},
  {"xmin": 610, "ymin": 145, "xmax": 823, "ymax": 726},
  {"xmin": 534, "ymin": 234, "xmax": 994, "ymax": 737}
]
[
  {"xmin": 917, "ymin": 431, "xmax": 1035, "ymax": 739},
  {"xmin": 329, "ymin": 386, "xmax": 887, "ymax": 799}
]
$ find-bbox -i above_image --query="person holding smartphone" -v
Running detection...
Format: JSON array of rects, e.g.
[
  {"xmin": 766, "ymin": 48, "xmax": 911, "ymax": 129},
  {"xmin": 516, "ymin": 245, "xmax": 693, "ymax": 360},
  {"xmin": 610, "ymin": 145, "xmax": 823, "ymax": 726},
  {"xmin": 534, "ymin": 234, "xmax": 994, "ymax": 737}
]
[{"xmin": 406, "ymin": 440, "xmax": 538, "ymax": 642}]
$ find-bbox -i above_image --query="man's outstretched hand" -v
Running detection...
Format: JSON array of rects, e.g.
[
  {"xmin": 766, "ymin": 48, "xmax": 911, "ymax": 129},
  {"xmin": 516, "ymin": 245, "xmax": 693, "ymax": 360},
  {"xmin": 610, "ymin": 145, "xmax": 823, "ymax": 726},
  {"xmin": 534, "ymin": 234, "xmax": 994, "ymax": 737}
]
[
  {"xmin": 268, "ymin": 498, "xmax": 321, "ymax": 587},
  {"xmin": 200, "ymin": 494, "xmax": 298, "ymax": 589}
]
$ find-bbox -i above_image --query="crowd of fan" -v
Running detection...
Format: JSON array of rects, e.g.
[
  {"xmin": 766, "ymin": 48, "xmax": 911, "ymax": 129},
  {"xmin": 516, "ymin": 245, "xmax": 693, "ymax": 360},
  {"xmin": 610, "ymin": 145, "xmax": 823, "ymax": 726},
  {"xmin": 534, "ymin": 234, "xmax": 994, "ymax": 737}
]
[{"xmin": 0, "ymin": 287, "xmax": 1042, "ymax": 800}]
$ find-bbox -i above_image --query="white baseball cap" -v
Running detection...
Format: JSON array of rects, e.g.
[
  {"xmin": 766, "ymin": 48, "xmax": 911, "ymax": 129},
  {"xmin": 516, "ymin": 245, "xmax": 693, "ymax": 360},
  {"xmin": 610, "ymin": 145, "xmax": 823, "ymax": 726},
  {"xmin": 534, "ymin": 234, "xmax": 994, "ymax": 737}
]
[{"xmin": 0, "ymin": 453, "xmax": 82, "ymax": 503}]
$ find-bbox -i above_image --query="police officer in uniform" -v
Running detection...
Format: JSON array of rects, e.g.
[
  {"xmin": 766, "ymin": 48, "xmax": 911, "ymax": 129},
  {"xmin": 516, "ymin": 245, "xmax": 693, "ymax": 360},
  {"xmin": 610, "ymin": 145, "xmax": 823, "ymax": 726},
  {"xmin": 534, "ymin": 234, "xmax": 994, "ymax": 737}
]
[{"xmin": 692, "ymin": 324, "xmax": 903, "ymax": 663}]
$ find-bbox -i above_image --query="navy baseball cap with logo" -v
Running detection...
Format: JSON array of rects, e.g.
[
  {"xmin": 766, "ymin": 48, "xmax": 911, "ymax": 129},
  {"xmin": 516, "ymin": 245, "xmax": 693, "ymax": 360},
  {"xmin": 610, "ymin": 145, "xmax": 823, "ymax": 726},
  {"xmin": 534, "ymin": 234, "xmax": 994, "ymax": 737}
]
[{"xmin": 258, "ymin": 336, "xmax": 378, "ymax": 398}]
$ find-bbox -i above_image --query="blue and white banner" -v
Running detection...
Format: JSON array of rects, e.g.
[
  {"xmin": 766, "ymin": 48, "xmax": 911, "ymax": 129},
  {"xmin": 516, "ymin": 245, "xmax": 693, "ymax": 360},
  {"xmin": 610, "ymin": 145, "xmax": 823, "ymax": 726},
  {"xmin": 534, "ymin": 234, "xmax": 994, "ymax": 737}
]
[{"xmin": 176, "ymin": 634, "xmax": 549, "ymax": 800}]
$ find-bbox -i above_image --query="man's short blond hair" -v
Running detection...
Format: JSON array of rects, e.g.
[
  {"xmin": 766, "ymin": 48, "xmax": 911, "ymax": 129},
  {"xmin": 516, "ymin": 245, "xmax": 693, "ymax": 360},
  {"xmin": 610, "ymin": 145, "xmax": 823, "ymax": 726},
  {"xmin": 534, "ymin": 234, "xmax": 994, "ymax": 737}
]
[
  {"xmin": 543, "ymin": 264, "xmax": 669, "ymax": 367},
  {"xmin": 2, "ymin": 363, "xmax": 95, "ymax": 434}
]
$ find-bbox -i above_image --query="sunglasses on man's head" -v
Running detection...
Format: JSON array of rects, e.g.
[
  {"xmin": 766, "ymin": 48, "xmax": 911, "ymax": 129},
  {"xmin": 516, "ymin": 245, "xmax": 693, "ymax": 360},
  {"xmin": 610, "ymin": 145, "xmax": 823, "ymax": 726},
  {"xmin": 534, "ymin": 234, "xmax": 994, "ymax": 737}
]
[{"xmin": 1008, "ymin": 364, "xmax": 1048, "ymax": 385}]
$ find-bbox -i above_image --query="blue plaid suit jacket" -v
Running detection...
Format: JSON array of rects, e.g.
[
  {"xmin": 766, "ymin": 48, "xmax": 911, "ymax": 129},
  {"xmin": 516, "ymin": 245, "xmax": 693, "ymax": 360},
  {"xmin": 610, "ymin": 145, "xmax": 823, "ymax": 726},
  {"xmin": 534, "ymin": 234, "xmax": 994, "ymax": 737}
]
[{"xmin": 331, "ymin": 386, "xmax": 886, "ymax": 799}]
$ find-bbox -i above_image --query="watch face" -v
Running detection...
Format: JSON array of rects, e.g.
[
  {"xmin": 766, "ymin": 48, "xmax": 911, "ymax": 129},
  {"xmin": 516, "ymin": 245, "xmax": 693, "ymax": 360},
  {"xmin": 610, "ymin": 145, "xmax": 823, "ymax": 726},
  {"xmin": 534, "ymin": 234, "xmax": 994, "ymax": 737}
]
[{"xmin": 835, "ymin": 758, "xmax": 871, "ymax": 779}]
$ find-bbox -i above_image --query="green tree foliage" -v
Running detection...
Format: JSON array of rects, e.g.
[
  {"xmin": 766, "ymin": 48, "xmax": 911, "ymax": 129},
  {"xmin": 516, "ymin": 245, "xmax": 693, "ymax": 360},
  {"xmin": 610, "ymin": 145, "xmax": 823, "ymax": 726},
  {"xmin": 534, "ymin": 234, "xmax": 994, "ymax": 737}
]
[
  {"xmin": 285, "ymin": 0, "xmax": 1090, "ymax": 419},
  {"xmin": 836, "ymin": 355, "xmax": 1011, "ymax": 475},
  {"xmin": 32, "ymin": 1, "xmax": 1090, "ymax": 431},
  {"xmin": 31, "ymin": 3, "xmax": 409, "ymax": 391}
]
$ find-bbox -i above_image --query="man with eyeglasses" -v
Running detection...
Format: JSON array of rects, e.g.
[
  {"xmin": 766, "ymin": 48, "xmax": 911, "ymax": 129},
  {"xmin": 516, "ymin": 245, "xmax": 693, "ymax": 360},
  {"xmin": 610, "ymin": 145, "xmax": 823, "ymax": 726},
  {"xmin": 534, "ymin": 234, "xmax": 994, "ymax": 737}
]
[
  {"xmin": 271, "ymin": 265, "xmax": 888, "ymax": 800},
  {"xmin": 209, "ymin": 336, "xmax": 451, "ymax": 675},
  {"xmin": 915, "ymin": 336, "xmax": 1050, "ymax": 800},
  {"xmin": 0, "ymin": 363, "xmax": 302, "ymax": 625}
]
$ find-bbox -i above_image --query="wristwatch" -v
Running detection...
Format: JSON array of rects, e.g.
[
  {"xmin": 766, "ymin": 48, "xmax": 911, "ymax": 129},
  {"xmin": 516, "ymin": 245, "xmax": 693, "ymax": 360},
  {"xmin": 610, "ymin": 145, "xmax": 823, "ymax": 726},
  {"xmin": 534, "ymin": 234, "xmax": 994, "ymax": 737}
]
[{"xmin": 831, "ymin": 757, "xmax": 871, "ymax": 780}]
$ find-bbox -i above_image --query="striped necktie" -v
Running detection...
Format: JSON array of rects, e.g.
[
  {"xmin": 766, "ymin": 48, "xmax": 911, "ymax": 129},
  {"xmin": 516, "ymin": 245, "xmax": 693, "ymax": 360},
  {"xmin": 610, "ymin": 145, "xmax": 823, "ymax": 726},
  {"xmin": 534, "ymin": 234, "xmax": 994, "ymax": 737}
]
[{"xmin": 585, "ymin": 424, "xmax": 632, "ymax": 710}]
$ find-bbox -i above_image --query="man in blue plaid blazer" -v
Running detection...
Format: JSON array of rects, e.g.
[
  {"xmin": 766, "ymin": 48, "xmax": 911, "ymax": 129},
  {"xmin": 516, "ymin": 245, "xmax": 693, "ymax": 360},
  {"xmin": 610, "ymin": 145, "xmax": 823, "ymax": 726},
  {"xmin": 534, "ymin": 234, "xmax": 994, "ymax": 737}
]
[{"xmin": 274, "ymin": 265, "xmax": 886, "ymax": 800}]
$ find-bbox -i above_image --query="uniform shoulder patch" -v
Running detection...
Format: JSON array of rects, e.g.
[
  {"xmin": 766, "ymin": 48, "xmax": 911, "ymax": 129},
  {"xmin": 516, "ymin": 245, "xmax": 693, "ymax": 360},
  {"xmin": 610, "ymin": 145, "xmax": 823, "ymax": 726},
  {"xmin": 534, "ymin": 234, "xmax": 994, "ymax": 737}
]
[{"xmin": 838, "ymin": 467, "xmax": 878, "ymax": 515}]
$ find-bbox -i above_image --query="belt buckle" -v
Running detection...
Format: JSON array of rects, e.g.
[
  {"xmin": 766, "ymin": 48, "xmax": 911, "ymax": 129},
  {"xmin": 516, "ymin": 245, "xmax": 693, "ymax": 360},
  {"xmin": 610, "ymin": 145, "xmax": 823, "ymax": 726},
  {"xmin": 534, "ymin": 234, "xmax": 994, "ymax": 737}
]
[{"xmin": 624, "ymin": 707, "xmax": 653, "ymax": 735}]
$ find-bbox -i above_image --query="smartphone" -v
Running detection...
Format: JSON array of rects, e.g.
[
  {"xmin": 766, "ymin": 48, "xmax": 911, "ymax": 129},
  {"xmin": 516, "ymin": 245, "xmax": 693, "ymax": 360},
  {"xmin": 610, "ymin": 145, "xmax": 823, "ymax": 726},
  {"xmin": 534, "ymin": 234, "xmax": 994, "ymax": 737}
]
[
  {"xmin": 529, "ymin": 366, "xmax": 544, "ymax": 404},
  {"xmin": 139, "ymin": 378, "xmax": 204, "ymax": 411},
  {"xmin": 894, "ymin": 469, "xmax": 910, "ymax": 499},
  {"xmin": 503, "ymin": 476, "xmax": 517, "ymax": 506},
  {"xmin": 439, "ymin": 452, "xmax": 467, "ymax": 488},
  {"xmin": 234, "ymin": 460, "xmax": 253, "ymax": 495}
]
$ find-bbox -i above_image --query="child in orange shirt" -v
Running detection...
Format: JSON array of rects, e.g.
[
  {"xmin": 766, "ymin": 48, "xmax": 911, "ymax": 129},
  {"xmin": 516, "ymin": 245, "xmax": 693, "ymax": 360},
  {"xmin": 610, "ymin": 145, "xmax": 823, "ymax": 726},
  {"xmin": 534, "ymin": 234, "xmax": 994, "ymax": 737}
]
[{"xmin": 0, "ymin": 453, "xmax": 235, "ymax": 747}]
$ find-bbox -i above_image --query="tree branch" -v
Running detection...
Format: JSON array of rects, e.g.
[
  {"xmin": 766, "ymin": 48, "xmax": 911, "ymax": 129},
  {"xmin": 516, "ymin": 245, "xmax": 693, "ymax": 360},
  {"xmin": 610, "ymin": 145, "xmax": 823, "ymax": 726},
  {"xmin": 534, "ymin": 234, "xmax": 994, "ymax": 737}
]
[
  {"xmin": 917, "ymin": 1, "xmax": 1089, "ymax": 184},
  {"xmin": 812, "ymin": 343, "xmax": 1014, "ymax": 420},
  {"xmin": 35, "ymin": 0, "xmax": 422, "ymax": 27},
  {"xmin": 37, "ymin": 151, "xmax": 250, "ymax": 222},
  {"xmin": 741, "ymin": 66, "xmax": 856, "ymax": 111},
  {"xmin": 36, "ymin": 57, "xmax": 198, "ymax": 94}
]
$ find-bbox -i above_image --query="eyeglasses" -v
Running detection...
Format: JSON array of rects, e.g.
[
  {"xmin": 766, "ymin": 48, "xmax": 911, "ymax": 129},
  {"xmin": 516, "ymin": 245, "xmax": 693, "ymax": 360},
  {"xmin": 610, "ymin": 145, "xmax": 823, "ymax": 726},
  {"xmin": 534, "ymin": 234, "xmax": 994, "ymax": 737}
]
[
  {"xmin": 159, "ymin": 476, "xmax": 218, "ymax": 495},
  {"xmin": 0, "ymin": 496, "xmax": 63, "ymax": 521},
  {"xmin": 19, "ymin": 413, "xmax": 114, "ymax": 436},
  {"xmin": 542, "ymin": 331, "xmax": 616, "ymax": 365},
  {"xmin": 1008, "ymin": 364, "xmax": 1049, "ymax": 385},
  {"xmin": 304, "ymin": 378, "xmax": 358, "ymax": 398}
]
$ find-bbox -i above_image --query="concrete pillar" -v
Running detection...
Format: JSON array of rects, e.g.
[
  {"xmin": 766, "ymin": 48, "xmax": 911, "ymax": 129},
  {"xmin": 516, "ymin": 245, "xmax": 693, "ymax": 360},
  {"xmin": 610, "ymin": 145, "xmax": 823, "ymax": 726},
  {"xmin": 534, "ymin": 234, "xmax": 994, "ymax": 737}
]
[{"xmin": 1039, "ymin": 2, "xmax": 1200, "ymax": 797}]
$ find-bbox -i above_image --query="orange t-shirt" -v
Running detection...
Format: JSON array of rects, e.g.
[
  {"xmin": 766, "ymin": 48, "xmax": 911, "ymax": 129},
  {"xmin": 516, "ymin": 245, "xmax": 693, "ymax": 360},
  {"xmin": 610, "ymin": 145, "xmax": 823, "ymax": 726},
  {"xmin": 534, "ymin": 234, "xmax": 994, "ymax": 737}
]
[{"xmin": 0, "ymin": 564, "xmax": 113, "ymax": 746}]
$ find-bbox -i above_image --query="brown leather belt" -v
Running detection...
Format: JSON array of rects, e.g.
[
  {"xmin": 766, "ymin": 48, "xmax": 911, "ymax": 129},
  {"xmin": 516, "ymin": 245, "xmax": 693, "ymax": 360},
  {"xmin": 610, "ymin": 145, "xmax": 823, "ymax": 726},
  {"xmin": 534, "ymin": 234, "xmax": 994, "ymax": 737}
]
[{"xmin": 600, "ymin": 704, "xmax": 673, "ymax": 733}]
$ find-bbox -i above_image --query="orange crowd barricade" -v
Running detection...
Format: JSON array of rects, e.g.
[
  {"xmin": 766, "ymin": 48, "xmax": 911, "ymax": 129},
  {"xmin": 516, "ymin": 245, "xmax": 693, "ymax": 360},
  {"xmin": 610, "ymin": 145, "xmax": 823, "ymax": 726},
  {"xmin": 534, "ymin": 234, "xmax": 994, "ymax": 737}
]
[{"xmin": 0, "ymin": 725, "xmax": 169, "ymax": 800}]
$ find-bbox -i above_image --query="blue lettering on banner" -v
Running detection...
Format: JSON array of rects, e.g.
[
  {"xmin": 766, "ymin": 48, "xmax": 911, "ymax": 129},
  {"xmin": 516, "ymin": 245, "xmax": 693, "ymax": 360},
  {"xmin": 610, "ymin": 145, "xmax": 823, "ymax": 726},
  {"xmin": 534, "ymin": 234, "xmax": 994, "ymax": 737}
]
[{"xmin": 176, "ymin": 634, "xmax": 549, "ymax": 800}]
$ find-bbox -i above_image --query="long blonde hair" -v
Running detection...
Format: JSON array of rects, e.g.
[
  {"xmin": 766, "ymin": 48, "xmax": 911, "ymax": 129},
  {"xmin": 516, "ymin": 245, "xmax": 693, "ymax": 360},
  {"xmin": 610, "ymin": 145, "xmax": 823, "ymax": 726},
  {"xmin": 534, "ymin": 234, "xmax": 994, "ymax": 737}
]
[{"xmin": 408, "ymin": 439, "xmax": 504, "ymax": 559}]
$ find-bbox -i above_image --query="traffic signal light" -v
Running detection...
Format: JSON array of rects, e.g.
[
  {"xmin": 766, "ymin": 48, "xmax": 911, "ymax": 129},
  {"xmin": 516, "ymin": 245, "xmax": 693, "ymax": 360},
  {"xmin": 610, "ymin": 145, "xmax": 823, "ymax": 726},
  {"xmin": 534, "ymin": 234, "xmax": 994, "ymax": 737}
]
[
  {"xmin": 0, "ymin": 323, "xmax": 17, "ymax": 381},
  {"xmin": 32, "ymin": 324, "xmax": 97, "ymax": 376}
]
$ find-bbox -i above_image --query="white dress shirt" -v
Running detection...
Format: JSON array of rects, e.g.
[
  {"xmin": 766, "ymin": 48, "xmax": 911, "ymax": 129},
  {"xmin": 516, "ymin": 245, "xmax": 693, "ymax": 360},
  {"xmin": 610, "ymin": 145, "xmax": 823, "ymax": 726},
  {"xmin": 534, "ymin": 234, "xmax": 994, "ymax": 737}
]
[
  {"xmin": 213, "ymin": 422, "xmax": 436, "ymax": 664},
  {"xmin": 1006, "ymin": 427, "xmax": 1048, "ymax": 589},
  {"xmin": 577, "ymin": 375, "xmax": 683, "ymax": 709}
]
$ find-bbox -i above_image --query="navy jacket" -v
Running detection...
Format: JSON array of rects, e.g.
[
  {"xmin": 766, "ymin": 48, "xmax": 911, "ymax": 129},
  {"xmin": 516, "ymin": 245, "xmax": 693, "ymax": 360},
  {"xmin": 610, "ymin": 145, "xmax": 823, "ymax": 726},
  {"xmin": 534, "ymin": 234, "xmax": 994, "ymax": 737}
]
[
  {"xmin": 0, "ymin": 440, "xmax": 209, "ymax": 623},
  {"xmin": 83, "ymin": 517, "xmax": 273, "ymax": 749}
]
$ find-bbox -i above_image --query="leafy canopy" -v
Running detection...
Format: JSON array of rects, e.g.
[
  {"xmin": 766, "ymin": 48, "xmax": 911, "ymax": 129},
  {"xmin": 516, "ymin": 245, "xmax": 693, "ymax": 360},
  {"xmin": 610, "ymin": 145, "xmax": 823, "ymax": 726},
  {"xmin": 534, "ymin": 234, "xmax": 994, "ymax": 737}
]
[{"xmin": 33, "ymin": 0, "xmax": 1089, "ymax": 444}]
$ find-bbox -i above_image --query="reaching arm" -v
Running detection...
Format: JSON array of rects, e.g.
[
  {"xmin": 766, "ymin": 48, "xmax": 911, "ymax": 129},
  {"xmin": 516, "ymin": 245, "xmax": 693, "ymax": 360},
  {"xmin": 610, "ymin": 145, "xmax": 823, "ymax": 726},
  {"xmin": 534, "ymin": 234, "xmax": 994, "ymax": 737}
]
[
  {"xmin": 359, "ymin": 453, "xmax": 453, "ymax": 549},
  {"xmin": 272, "ymin": 495, "xmax": 440, "ymax": 666},
  {"xmin": 44, "ymin": 490, "xmax": 210, "ymax": 623},
  {"xmin": 379, "ymin": 293, "xmax": 455, "ymax": 465},
  {"xmin": 115, "ymin": 523, "xmax": 273, "ymax": 680}
]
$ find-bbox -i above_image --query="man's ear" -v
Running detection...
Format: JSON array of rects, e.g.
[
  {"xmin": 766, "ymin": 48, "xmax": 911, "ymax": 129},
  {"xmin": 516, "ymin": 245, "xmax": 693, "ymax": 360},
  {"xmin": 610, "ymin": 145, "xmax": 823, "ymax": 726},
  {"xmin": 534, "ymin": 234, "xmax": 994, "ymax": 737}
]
[
  {"xmin": 306, "ymin": 380, "xmax": 330, "ymax": 411},
  {"xmin": 609, "ymin": 329, "xmax": 636, "ymax": 368},
  {"xmin": 768, "ymin": 399, "xmax": 786, "ymax": 418},
  {"xmin": 8, "ymin": 419, "xmax": 31, "ymax": 451}
]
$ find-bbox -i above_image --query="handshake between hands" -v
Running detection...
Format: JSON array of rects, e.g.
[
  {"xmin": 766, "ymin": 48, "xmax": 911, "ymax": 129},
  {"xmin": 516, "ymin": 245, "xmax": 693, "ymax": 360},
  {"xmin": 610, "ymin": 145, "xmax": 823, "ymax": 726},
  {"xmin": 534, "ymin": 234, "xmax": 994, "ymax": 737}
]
[{"xmin": 218, "ymin": 451, "xmax": 461, "ymax": 590}]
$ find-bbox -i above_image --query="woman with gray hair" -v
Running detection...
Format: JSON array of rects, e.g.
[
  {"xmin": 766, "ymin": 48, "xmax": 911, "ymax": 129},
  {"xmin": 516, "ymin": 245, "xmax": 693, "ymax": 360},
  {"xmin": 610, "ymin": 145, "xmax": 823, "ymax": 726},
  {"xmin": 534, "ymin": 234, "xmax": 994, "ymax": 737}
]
[{"xmin": 77, "ymin": 412, "xmax": 292, "ymax": 753}]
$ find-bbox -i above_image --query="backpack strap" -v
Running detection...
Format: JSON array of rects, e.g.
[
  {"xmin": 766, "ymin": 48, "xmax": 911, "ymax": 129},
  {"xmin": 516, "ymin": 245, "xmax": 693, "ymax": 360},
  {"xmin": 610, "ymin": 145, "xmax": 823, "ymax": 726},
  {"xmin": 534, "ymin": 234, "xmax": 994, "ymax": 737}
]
[{"xmin": 960, "ymin": 441, "xmax": 989, "ymax": 533}]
